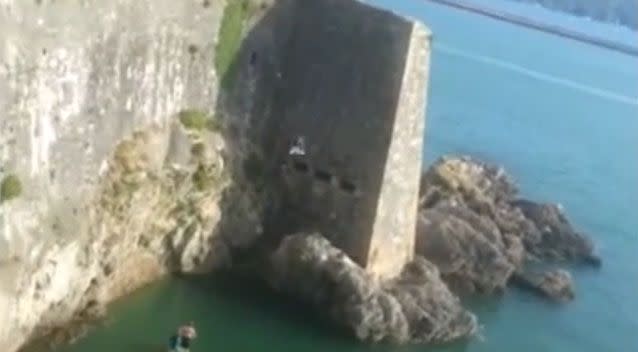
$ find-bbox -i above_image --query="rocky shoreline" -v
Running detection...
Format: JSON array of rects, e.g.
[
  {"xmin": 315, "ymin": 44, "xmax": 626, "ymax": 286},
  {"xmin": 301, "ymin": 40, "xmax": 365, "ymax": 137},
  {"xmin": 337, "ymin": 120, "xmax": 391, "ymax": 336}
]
[
  {"xmin": 18, "ymin": 156, "xmax": 602, "ymax": 350},
  {"xmin": 258, "ymin": 156, "xmax": 601, "ymax": 344}
]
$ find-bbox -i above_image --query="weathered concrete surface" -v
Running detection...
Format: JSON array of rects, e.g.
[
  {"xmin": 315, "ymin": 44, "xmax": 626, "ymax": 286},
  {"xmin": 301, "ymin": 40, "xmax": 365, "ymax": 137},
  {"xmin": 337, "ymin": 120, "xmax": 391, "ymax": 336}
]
[
  {"xmin": 366, "ymin": 22, "xmax": 430, "ymax": 278},
  {"xmin": 272, "ymin": 0, "xmax": 432, "ymax": 279}
]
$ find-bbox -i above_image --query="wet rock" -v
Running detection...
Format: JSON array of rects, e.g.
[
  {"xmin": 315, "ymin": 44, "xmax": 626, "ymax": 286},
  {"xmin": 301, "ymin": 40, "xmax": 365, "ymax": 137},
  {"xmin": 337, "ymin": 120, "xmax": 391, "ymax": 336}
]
[
  {"xmin": 511, "ymin": 200, "xmax": 601, "ymax": 266},
  {"xmin": 386, "ymin": 258, "xmax": 479, "ymax": 343},
  {"xmin": 417, "ymin": 156, "xmax": 601, "ymax": 296},
  {"xmin": 265, "ymin": 233, "xmax": 478, "ymax": 345},
  {"xmin": 511, "ymin": 269, "xmax": 575, "ymax": 302},
  {"xmin": 416, "ymin": 206, "xmax": 515, "ymax": 294}
]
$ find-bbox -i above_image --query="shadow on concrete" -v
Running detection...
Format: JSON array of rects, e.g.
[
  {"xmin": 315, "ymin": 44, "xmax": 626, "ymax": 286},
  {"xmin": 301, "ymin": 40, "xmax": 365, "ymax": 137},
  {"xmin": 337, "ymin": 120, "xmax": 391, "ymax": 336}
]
[
  {"xmin": 194, "ymin": 0, "xmax": 353, "ymax": 341},
  {"xmin": 207, "ymin": 0, "xmax": 307, "ymax": 268}
]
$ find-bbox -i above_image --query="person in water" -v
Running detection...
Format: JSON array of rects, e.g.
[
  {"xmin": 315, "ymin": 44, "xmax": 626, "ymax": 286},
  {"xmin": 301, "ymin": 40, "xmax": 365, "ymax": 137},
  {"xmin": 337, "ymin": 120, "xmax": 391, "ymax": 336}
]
[{"xmin": 169, "ymin": 321, "xmax": 197, "ymax": 352}]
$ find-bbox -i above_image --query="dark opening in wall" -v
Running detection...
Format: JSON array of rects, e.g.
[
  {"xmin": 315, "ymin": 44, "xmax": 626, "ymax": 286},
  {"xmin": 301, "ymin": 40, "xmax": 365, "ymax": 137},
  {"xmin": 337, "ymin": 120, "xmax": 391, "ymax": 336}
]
[
  {"xmin": 293, "ymin": 160, "xmax": 309, "ymax": 173},
  {"xmin": 314, "ymin": 169, "xmax": 332, "ymax": 183},
  {"xmin": 339, "ymin": 179, "xmax": 357, "ymax": 194}
]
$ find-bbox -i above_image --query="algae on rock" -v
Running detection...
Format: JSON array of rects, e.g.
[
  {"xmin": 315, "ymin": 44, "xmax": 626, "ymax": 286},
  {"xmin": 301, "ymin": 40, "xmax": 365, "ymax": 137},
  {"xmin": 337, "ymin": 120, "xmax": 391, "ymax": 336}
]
[
  {"xmin": 0, "ymin": 174, "xmax": 22, "ymax": 203},
  {"xmin": 216, "ymin": 0, "xmax": 262, "ymax": 90}
]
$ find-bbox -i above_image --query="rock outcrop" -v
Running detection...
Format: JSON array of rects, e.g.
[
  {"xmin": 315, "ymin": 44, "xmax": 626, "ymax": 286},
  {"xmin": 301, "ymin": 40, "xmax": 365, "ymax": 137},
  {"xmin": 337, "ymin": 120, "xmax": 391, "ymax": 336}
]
[
  {"xmin": 265, "ymin": 233, "xmax": 478, "ymax": 344},
  {"xmin": 511, "ymin": 269, "xmax": 575, "ymax": 302},
  {"xmin": 511, "ymin": 200, "xmax": 601, "ymax": 267},
  {"xmin": 416, "ymin": 156, "xmax": 600, "ymax": 297}
]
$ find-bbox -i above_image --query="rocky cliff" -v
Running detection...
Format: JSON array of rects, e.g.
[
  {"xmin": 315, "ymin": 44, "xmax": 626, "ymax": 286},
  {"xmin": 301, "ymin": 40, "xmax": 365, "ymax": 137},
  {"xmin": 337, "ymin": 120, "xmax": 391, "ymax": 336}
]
[{"xmin": 0, "ymin": 0, "xmax": 270, "ymax": 350}]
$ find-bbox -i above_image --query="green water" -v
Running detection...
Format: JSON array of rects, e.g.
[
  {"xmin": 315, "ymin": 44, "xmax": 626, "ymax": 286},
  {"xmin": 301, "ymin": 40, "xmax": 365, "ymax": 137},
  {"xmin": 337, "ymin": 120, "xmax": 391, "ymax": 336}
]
[
  {"xmin": 57, "ymin": 274, "xmax": 514, "ymax": 352},
  {"xmin": 55, "ymin": 0, "xmax": 638, "ymax": 351},
  {"xmin": 57, "ymin": 275, "xmax": 399, "ymax": 352}
]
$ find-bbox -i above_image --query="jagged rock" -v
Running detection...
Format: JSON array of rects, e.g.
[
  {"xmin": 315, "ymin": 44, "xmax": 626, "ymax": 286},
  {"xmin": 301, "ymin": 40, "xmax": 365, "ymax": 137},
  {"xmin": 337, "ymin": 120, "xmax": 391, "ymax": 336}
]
[
  {"xmin": 416, "ymin": 206, "xmax": 515, "ymax": 294},
  {"xmin": 417, "ymin": 156, "xmax": 600, "ymax": 296},
  {"xmin": 266, "ymin": 233, "xmax": 478, "ymax": 345},
  {"xmin": 511, "ymin": 200, "xmax": 601, "ymax": 266},
  {"xmin": 511, "ymin": 269, "xmax": 575, "ymax": 302},
  {"xmin": 386, "ymin": 258, "xmax": 479, "ymax": 343}
]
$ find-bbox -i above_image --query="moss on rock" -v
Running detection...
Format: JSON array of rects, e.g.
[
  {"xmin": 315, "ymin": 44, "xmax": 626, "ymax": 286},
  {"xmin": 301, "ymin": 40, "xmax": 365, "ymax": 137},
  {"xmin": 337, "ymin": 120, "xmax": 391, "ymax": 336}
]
[
  {"xmin": 216, "ymin": 0, "xmax": 258, "ymax": 90},
  {"xmin": 191, "ymin": 142, "xmax": 206, "ymax": 159},
  {"xmin": 178, "ymin": 109, "xmax": 222, "ymax": 133},
  {"xmin": 179, "ymin": 110, "xmax": 209, "ymax": 131},
  {"xmin": 1, "ymin": 174, "xmax": 22, "ymax": 203},
  {"xmin": 192, "ymin": 163, "xmax": 219, "ymax": 191}
]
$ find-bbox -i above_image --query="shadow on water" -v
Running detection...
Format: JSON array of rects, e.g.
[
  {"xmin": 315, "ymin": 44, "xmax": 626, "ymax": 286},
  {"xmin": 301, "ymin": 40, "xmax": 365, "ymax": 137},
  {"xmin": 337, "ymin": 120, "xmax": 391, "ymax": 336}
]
[{"xmin": 182, "ymin": 271, "xmax": 353, "ymax": 338}]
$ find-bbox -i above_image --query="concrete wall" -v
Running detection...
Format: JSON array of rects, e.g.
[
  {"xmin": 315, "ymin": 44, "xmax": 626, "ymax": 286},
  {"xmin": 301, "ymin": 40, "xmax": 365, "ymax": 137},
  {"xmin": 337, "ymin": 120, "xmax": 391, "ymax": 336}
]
[
  {"xmin": 366, "ymin": 24, "xmax": 431, "ymax": 277},
  {"xmin": 271, "ymin": 0, "xmax": 431, "ymax": 278}
]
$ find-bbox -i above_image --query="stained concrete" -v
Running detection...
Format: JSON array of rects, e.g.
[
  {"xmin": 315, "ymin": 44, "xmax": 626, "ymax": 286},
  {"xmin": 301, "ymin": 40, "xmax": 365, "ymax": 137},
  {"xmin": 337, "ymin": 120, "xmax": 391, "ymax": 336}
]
[{"xmin": 269, "ymin": 0, "xmax": 432, "ymax": 279}]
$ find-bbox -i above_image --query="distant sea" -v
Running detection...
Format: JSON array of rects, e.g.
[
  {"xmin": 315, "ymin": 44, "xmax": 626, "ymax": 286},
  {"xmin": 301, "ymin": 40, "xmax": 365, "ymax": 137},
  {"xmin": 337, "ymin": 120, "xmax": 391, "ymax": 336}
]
[{"xmin": 55, "ymin": 1, "xmax": 638, "ymax": 352}]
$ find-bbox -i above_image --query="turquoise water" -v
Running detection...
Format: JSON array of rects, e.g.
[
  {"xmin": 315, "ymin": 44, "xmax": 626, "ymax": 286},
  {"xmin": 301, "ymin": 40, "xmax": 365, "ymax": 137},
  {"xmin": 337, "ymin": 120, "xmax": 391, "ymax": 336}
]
[{"xmin": 57, "ymin": 1, "xmax": 638, "ymax": 352}]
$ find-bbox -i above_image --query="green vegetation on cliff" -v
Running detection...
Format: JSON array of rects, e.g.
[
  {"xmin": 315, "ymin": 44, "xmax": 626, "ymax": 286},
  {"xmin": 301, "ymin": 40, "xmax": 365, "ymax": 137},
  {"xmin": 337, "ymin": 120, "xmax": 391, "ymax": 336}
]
[
  {"xmin": 508, "ymin": 0, "xmax": 638, "ymax": 30},
  {"xmin": 179, "ymin": 109, "xmax": 209, "ymax": 131},
  {"xmin": 1, "ymin": 174, "xmax": 22, "ymax": 203},
  {"xmin": 192, "ymin": 163, "xmax": 218, "ymax": 191},
  {"xmin": 216, "ymin": 0, "xmax": 255, "ymax": 90},
  {"xmin": 178, "ymin": 109, "xmax": 221, "ymax": 132}
]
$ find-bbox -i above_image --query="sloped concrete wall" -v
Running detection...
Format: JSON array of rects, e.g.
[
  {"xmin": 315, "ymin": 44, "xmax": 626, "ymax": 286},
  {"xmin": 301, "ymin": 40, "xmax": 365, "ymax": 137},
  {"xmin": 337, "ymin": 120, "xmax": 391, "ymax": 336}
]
[{"xmin": 272, "ymin": 0, "xmax": 431, "ymax": 279}]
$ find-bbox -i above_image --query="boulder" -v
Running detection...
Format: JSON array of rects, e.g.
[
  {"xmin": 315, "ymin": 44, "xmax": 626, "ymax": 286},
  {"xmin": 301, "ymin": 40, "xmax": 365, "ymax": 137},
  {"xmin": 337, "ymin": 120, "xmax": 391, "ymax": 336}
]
[
  {"xmin": 511, "ymin": 200, "xmax": 601, "ymax": 266},
  {"xmin": 265, "ymin": 232, "xmax": 478, "ymax": 345},
  {"xmin": 416, "ymin": 156, "xmax": 600, "ymax": 296},
  {"xmin": 511, "ymin": 269, "xmax": 575, "ymax": 302},
  {"xmin": 416, "ymin": 206, "xmax": 516, "ymax": 294}
]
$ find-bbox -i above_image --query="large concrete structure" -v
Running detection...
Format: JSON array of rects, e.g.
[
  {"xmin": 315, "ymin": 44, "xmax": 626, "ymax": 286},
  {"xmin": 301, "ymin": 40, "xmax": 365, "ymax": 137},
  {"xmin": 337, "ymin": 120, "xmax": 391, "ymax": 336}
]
[
  {"xmin": 268, "ymin": 0, "xmax": 432, "ymax": 279},
  {"xmin": 0, "ymin": 0, "xmax": 431, "ymax": 349}
]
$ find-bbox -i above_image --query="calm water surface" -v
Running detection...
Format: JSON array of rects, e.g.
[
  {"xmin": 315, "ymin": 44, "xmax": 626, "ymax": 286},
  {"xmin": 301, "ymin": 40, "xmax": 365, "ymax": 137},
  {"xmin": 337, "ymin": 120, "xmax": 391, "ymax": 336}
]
[{"xmin": 57, "ymin": 1, "xmax": 638, "ymax": 351}]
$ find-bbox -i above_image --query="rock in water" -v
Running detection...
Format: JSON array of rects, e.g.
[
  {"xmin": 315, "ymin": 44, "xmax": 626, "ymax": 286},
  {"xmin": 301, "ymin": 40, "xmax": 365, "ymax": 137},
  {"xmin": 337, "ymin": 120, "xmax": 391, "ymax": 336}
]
[
  {"xmin": 386, "ymin": 257, "xmax": 479, "ymax": 343},
  {"xmin": 511, "ymin": 200, "xmax": 602, "ymax": 266},
  {"xmin": 511, "ymin": 269, "xmax": 575, "ymax": 302},
  {"xmin": 417, "ymin": 156, "xmax": 600, "ymax": 297},
  {"xmin": 266, "ymin": 233, "xmax": 478, "ymax": 344},
  {"xmin": 416, "ymin": 205, "xmax": 518, "ymax": 294}
]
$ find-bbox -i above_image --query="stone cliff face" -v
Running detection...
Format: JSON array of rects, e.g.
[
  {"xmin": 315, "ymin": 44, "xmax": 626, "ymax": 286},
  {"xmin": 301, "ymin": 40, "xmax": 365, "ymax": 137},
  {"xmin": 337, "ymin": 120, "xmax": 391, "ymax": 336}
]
[{"xmin": 0, "ymin": 0, "xmax": 268, "ymax": 350}]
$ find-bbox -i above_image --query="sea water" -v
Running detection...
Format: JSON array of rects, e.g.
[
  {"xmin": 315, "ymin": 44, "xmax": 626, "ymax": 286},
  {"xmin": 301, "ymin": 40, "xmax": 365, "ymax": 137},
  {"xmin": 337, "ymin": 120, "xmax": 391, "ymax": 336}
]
[{"xmin": 55, "ymin": 1, "xmax": 638, "ymax": 351}]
